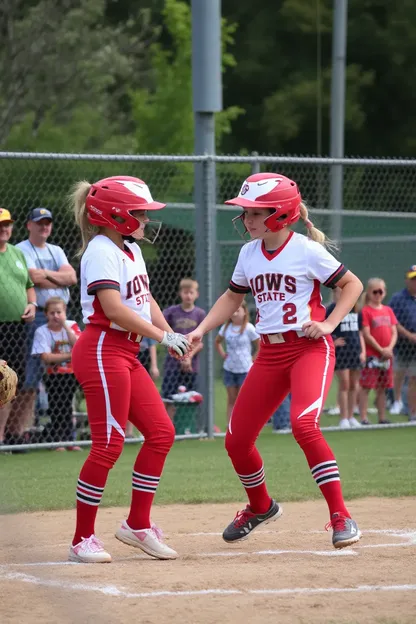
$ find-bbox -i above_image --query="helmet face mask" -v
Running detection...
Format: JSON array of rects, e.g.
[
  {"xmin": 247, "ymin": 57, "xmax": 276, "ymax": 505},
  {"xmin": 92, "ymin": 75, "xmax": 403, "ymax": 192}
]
[
  {"xmin": 226, "ymin": 173, "xmax": 302, "ymax": 237},
  {"xmin": 86, "ymin": 176, "xmax": 166, "ymax": 240}
]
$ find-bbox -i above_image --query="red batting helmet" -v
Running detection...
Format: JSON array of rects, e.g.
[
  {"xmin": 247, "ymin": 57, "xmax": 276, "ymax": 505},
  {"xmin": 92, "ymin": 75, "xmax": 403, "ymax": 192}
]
[
  {"xmin": 86, "ymin": 176, "xmax": 166, "ymax": 236},
  {"xmin": 225, "ymin": 172, "xmax": 302, "ymax": 232}
]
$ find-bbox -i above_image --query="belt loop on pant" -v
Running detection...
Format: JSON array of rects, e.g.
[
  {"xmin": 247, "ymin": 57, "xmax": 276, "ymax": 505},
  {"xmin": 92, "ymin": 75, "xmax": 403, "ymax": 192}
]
[
  {"xmin": 260, "ymin": 330, "xmax": 304, "ymax": 345},
  {"xmin": 127, "ymin": 332, "xmax": 143, "ymax": 343}
]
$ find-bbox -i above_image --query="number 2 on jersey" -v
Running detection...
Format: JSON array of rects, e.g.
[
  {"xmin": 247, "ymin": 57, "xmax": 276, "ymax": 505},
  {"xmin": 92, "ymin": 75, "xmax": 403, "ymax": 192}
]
[{"xmin": 282, "ymin": 303, "xmax": 297, "ymax": 324}]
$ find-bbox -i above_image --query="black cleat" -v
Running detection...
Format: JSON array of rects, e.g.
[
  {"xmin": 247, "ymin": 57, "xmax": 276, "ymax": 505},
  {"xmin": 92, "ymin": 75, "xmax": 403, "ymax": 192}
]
[{"xmin": 222, "ymin": 499, "xmax": 282, "ymax": 543}]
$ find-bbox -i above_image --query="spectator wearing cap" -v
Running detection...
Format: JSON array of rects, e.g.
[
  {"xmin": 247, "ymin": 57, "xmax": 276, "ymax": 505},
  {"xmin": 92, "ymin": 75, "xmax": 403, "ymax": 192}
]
[
  {"xmin": 0, "ymin": 208, "xmax": 36, "ymax": 446},
  {"xmin": 388, "ymin": 266, "xmax": 416, "ymax": 421},
  {"xmin": 15, "ymin": 208, "xmax": 77, "ymax": 428}
]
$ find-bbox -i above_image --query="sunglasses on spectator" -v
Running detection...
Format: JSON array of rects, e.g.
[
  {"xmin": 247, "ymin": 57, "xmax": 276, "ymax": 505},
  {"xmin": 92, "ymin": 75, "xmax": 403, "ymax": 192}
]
[{"xmin": 372, "ymin": 289, "xmax": 384, "ymax": 295}]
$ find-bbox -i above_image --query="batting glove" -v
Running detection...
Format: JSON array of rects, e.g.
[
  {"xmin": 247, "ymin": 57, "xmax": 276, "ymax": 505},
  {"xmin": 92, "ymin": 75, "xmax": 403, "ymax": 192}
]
[{"xmin": 160, "ymin": 331, "xmax": 190, "ymax": 357}]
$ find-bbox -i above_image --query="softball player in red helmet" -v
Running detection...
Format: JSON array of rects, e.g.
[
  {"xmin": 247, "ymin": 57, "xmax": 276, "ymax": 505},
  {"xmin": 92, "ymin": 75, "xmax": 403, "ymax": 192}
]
[
  {"xmin": 188, "ymin": 172, "xmax": 363, "ymax": 549},
  {"xmin": 68, "ymin": 176, "xmax": 190, "ymax": 563}
]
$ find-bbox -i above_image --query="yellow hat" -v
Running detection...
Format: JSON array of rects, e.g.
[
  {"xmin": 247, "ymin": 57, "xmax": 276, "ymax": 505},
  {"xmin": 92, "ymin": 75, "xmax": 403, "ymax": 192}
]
[
  {"xmin": 406, "ymin": 265, "xmax": 416, "ymax": 279},
  {"xmin": 0, "ymin": 208, "xmax": 14, "ymax": 223}
]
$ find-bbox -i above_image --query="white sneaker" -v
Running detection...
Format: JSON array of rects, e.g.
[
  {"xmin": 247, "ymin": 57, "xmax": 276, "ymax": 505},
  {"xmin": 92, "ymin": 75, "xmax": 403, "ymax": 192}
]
[
  {"xmin": 68, "ymin": 535, "xmax": 112, "ymax": 563},
  {"xmin": 115, "ymin": 521, "xmax": 178, "ymax": 560},
  {"xmin": 328, "ymin": 406, "xmax": 340, "ymax": 416},
  {"xmin": 339, "ymin": 418, "xmax": 351, "ymax": 429},
  {"xmin": 389, "ymin": 400, "xmax": 403, "ymax": 415},
  {"xmin": 353, "ymin": 406, "xmax": 360, "ymax": 415},
  {"xmin": 348, "ymin": 417, "xmax": 362, "ymax": 428}
]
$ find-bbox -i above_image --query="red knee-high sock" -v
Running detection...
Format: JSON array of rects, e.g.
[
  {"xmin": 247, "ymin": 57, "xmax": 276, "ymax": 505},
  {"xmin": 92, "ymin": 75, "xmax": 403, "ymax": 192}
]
[
  {"xmin": 72, "ymin": 459, "xmax": 109, "ymax": 545},
  {"xmin": 301, "ymin": 437, "xmax": 350, "ymax": 518},
  {"xmin": 230, "ymin": 448, "xmax": 272, "ymax": 514},
  {"xmin": 126, "ymin": 446, "xmax": 169, "ymax": 529}
]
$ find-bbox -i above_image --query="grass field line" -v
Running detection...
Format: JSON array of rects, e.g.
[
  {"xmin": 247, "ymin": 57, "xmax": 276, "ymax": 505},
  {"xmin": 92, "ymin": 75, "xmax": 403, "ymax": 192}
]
[{"xmin": 1, "ymin": 569, "xmax": 416, "ymax": 599}]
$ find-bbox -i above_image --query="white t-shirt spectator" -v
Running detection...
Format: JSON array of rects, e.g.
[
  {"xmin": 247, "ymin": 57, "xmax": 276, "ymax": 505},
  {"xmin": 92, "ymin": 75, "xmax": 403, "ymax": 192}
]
[
  {"xmin": 218, "ymin": 322, "xmax": 259, "ymax": 373},
  {"xmin": 16, "ymin": 240, "xmax": 70, "ymax": 307},
  {"xmin": 32, "ymin": 321, "xmax": 81, "ymax": 374}
]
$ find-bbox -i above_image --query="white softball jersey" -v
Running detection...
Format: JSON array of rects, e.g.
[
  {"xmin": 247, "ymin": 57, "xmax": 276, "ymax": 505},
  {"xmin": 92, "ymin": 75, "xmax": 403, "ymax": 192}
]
[
  {"xmin": 229, "ymin": 231, "xmax": 346, "ymax": 335},
  {"xmin": 80, "ymin": 235, "xmax": 151, "ymax": 330}
]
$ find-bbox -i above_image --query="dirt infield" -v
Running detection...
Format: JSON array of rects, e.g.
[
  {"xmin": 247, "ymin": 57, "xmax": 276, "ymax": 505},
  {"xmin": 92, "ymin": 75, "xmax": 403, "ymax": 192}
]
[{"xmin": 1, "ymin": 497, "xmax": 416, "ymax": 624}]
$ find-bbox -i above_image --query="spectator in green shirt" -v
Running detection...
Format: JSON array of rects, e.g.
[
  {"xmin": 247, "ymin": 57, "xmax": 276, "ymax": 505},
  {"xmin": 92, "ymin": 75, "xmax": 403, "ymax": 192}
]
[{"xmin": 0, "ymin": 208, "xmax": 37, "ymax": 447}]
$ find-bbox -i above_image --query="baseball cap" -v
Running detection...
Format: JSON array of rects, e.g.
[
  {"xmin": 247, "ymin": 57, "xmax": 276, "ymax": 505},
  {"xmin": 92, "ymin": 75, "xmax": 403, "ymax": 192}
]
[
  {"xmin": 406, "ymin": 265, "xmax": 416, "ymax": 279},
  {"xmin": 27, "ymin": 207, "xmax": 53, "ymax": 222},
  {"xmin": 0, "ymin": 208, "xmax": 14, "ymax": 223}
]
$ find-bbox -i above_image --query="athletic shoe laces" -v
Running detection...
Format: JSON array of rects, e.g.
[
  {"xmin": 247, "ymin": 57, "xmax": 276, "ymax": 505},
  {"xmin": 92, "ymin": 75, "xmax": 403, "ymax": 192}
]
[
  {"xmin": 325, "ymin": 513, "xmax": 348, "ymax": 533},
  {"xmin": 150, "ymin": 524, "xmax": 164, "ymax": 541},
  {"xmin": 81, "ymin": 535, "xmax": 105, "ymax": 552},
  {"xmin": 233, "ymin": 506, "xmax": 256, "ymax": 528}
]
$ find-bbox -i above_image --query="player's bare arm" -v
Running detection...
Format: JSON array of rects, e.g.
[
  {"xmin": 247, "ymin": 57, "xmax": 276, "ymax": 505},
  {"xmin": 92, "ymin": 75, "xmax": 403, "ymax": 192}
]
[
  {"xmin": 149, "ymin": 295, "xmax": 174, "ymax": 333},
  {"xmin": 188, "ymin": 290, "xmax": 244, "ymax": 344},
  {"xmin": 303, "ymin": 271, "xmax": 363, "ymax": 339},
  {"xmin": 98, "ymin": 289, "xmax": 190, "ymax": 356},
  {"xmin": 98, "ymin": 289, "xmax": 165, "ymax": 341}
]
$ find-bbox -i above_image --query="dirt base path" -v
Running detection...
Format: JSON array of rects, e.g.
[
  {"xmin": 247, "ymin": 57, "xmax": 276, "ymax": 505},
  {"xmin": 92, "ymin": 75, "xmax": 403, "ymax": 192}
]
[{"xmin": 1, "ymin": 497, "xmax": 416, "ymax": 624}]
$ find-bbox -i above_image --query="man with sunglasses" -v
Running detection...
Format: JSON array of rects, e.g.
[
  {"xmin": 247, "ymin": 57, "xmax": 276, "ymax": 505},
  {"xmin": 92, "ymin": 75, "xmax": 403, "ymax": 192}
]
[{"xmin": 389, "ymin": 266, "xmax": 416, "ymax": 422}]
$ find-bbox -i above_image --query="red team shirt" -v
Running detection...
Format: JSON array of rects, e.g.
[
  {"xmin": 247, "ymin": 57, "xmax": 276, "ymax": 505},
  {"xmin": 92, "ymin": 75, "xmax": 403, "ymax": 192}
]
[
  {"xmin": 229, "ymin": 231, "xmax": 346, "ymax": 334},
  {"xmin": 80, "ymin": 235, "xmax": 151, "ymax": 332},
  {"xmin": 360, "ymin": 305, "xmax": 398, "ymax": 357}
]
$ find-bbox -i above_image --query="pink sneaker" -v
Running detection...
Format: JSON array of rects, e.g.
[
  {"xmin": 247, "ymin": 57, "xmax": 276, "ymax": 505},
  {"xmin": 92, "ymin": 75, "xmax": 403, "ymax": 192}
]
[
  {"xmin": 115, "ymin": 521, "xmax": 178, "ymax": 560},
  {"xmin": 68, "ymin": 535, "xmax": 111, "ymax": 563}
]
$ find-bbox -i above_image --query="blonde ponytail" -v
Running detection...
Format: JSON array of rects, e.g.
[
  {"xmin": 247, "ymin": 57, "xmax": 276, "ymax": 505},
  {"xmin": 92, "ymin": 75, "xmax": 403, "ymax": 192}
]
[
  {"xmin": 69, "ymin": 180, "xmax": 99, "ymax": 256},
  {"xmin": 299, "ymin": 202, "xmax": 337, "ymax": 250}
]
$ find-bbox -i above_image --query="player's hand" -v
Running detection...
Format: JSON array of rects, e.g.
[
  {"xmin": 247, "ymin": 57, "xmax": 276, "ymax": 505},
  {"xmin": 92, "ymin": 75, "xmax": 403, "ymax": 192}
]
[
  {"xmin": 359, "ymin": 351, "xmax": 366, "ymax": 364},
  {"xmin": 180, "ymin": 358, "xmax": 193, "ymax": 372},
  {"xmin": 302, "ymin": 320, "xmax": 334, "ymax": 340},
  {"xmin": 187, "ymin": 328, "xmax": 204, "ymax": 345},
  {"xmin": 334, "ymin": 337, "xmax": 346, "ymax": 347},
  {"xmin": 160, "ymin": 331, "xmax": 190, "ymax": 357},
  {"xmin": 150, "ymin": 365, "xmax": 160, "ymax": 380}
]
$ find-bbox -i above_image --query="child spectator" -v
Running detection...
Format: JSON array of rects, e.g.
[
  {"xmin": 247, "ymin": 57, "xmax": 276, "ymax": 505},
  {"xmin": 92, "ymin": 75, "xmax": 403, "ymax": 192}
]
[
  {"xmin": 359, "ymin": 278, "xmax": 398, "ymax": 425},
  {"xmin": 161, "ymin": 279, "xmax": 206, "ymax": 412},
  {"xmin": 32, "ymin": 296, "xmax": 82, "ymax": 450},
  {"xmin": 326, "ymin": 287, "xmax": 366, "ymax": 428},
  {"xmin": 215, "ymin": 301, "xmax": 260, "ymax": 423}
]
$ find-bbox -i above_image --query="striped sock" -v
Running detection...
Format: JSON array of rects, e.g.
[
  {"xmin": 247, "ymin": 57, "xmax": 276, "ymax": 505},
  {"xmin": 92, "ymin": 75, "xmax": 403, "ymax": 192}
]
[
  {"xmin": 76, "ymin": 478, "xmax": 105, "ymax": 506},
  {"xmin": 237, "ymin": 464, "xmax": 271, "ymax": 514},
  {"xmin": 310, "ymin": 460, "xmax": 349, "ymax": 517},
  {"xmin": 127, "ymin": 471, "xmax": 161, "ymax": 529},
  {"xmin": 72, "ymin": 460, "xmax": 108, "ymax": 546}
]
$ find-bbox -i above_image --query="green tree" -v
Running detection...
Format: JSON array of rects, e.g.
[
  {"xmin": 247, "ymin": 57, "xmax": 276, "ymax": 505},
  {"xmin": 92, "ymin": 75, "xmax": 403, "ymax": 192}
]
[
  {"xmin": 0, "ymin": 0, "xmax": 156, "ymax": 150},
  {"xmin": 129, "ymin": 0, "xmax": 243, "ymax": 154}
]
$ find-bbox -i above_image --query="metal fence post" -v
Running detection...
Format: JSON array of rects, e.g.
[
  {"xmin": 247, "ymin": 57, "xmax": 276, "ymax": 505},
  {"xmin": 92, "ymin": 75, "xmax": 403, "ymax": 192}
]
[
  {"xmin": 192, "ymin": 0, "xmax": 222, "ymax": 438},
  {"xmin": 329, "ymin": 0, "xmax": 348, "ymax": 243},
  {"xmin": 251, "ymin": 151, "xmax": 260, "ymax": 175}
]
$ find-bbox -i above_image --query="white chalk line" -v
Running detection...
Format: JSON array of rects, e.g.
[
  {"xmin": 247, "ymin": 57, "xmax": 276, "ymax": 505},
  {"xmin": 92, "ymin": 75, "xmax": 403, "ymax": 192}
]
[
  {"xmin": 186, "ymin": 529, "xmax": 416, "ymax": 537},
  {"xmin": 0, "ymin": 570, "xmax": 416, "ymax": 599},
  {"xmin": 199, "ymin": 549, "xmax": 357, "ymax": 557},
  {"xmin": 3, "ymin": 538, "xmax": 416, "ymax": 569},
  {"xmin": 2, "ymin": 527, "xmax": 415, "ymax": 569}
]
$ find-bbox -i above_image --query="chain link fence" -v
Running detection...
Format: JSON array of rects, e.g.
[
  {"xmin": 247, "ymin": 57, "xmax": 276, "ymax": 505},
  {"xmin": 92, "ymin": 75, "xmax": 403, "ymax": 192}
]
[{"xmin": 0, "ymin": 153, "xmax": 415, "ymax": 452}]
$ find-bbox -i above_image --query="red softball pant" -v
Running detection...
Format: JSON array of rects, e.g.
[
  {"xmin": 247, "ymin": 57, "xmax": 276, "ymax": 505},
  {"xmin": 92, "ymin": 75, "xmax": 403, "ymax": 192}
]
[
  {"xmin": 72, "ymin": 325, "xmax": 175, "ymax": 469},
  {"xmin": 225, "ymin": 336, "xmax": 335, "ymax": 466}
]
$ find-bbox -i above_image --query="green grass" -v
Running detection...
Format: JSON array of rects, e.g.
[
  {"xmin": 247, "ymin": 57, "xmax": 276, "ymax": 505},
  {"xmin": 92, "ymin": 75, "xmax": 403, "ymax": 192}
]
[{"xmin": 1, "ymin": 427, "xmax": 415, "ymax": 514}]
